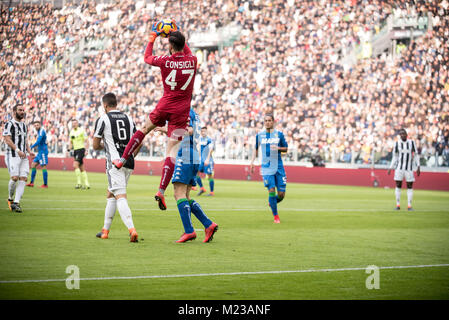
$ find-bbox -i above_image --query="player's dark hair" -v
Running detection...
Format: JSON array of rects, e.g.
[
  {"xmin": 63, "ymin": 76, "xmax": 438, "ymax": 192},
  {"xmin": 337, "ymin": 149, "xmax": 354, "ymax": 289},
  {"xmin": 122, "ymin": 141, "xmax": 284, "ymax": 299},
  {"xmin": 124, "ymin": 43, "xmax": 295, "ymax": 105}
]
[
  {"xmin": 169, "ymin": 31, "xmax": 185, "ymax": 52},
  {"xmin": 201, "ymin": 126, "xmax": 207, "ymax": 130},
  {"xmin": 13, "ymin": 104, "xmax": 23, "ymax": 112},
  {"xmin": 102, "ymin": 92, "xmax": 117, "ymax": 108},
  {"xmin": 265, "ymin": 113, "xmax": 274, "ymax": 121},
  {"xmin": 399, "ymin": 128, "xmax": 407, "ymax": 135}
]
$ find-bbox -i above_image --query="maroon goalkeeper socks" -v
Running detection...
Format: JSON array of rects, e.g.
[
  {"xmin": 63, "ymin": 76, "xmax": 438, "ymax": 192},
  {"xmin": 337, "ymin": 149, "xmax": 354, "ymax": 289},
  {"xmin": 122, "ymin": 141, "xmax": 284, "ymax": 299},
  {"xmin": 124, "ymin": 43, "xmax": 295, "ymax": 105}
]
[
  {"xmin": 159, "ymin": 157, "xmax": 175, "ymax": 191},
  {"xmin": 119, "ymin": 130, "xmax": 146, "ymax": 164}
]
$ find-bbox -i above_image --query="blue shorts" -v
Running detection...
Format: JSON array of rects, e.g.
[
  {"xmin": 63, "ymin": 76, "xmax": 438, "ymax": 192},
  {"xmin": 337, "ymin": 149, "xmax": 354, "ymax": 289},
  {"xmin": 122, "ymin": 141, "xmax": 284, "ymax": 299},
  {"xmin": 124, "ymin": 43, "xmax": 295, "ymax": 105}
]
[
  {"xmin": 199, "ymin": 161, "xmax": 214, "ymax": 175},
  {"xmin": 172, "ymin": 157, "xmax": 199, "ymax": 186},
  {"xmin": 263, "ymin": 172, "xmax": 287, "ymax": 192},
  {"xmin": 33, "ymin": 152, "xmax": 48, "ymax": 166}
]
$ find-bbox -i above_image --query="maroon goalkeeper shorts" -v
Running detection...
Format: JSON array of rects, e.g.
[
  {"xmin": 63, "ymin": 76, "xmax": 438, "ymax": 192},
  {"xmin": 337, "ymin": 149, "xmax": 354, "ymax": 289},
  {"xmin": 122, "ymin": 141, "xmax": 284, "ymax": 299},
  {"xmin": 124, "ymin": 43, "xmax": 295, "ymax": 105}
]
[{"xmin": 149, "ymin": 107, "xmax": 190, "ymax": 141}]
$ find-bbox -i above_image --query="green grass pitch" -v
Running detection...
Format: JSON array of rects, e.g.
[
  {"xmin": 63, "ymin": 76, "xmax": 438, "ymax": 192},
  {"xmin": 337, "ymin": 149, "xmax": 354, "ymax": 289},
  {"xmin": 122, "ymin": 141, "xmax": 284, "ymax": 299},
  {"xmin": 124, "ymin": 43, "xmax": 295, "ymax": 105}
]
[{"xmin": 0, "ymin": 168, "xmax": 448, "ymax": 299}]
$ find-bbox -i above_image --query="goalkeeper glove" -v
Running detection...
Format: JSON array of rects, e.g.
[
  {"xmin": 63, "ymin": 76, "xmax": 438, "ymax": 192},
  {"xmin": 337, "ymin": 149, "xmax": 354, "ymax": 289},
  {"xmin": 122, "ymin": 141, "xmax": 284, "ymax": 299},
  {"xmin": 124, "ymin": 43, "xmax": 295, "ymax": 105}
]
[{"xmin": 149, "ymin": 22, "xmax": 161, "ymax": 42}]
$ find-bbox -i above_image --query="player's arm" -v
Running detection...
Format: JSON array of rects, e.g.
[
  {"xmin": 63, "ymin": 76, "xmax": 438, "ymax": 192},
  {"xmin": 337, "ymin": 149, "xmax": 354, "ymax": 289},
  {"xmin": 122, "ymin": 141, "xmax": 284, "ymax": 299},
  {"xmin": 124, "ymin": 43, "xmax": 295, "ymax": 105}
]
[
  {"xmin": 183, "ymin": 43, "xmax": 192, "ymax": 55},
  {"xmin": 3, "ymin": 134, "xmax": 26, "ymax": 159},
  {"xmin": 93, "ymin": 118, "xmax": 105, "ymax": 151},
  {"xmin": 31, "ymin": 129, "xmax": 43, "ymax": 149},
  {"xmin": 250, "ymin": 135, "xmax": 259, "ymax": 173},
  {"xmin": 205, "ymin": 148, "xmax": 213, "ymax": 164},
  {"xmin": 387, "ymin": 142, "xmax": 398, "ymax": 175},
  {"xmin": 144, "ymin": 23, "xmax": 163, "ymax": 66},
  {"xmin": 92, "ymin": 137, "xmax": 103, "ymax": 150},
  {"xmin": 277, "ymin": 133, "xmax": 288, "ymax": 153},
  {"xmin": 25, "ymin": 136, "xmax": 34, "ymax": 158},
  {"xmin": 413, "ymin": 141, "xmax": 421, "ymax": 176}
]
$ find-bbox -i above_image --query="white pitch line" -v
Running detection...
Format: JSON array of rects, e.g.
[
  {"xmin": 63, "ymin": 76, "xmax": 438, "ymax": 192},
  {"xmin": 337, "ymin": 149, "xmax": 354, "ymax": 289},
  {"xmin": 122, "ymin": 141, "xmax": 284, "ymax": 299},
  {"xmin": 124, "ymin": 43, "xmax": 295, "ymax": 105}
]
[
  {"xmin": 1, "ymin": 264, "xmax": 448, "ymax": 284},
  {"xmin": 17, "ymin": 207, "xmax": 446, "ymax": 213}
]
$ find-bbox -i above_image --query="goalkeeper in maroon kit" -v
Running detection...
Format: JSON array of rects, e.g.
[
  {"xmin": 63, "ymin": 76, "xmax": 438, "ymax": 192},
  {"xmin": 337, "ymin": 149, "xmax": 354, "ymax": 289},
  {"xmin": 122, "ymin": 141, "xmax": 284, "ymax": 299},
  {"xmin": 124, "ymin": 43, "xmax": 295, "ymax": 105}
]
[{"xmin": 113, "ymin": 22, "xmax": 197, "ymax": 211}]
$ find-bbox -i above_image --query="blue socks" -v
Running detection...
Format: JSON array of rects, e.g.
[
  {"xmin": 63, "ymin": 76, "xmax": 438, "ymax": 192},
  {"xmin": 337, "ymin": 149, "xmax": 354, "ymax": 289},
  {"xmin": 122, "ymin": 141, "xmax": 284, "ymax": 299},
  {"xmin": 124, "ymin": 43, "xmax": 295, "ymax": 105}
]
[
  {"xmin": 189, "ymin": 199, "xmax": 212, "ymax": 228},
  {"xmin": 43, "ymin": 169, "xmax": 48, "ymax": 185},
  {"xmin": 196, "ymin": 176, "xmax": 203, "ymax": 188},
  {"xmin": 177, "ymin": 198, "xmax": 213, "ymax": 233},
  {"xmin": 177, "ymin": 198, "xmax": 194, "ymax": 234},
  {"xmin": 269, "ymin": 192, "xmax": 278, "ymax": 216},
  {"xmin": 209, "ymin": 179, "xmax": 214, "ymax": 193},
  {"xmin": 30, "ymin": 168, "xmax": 37, "ymax": 183}
]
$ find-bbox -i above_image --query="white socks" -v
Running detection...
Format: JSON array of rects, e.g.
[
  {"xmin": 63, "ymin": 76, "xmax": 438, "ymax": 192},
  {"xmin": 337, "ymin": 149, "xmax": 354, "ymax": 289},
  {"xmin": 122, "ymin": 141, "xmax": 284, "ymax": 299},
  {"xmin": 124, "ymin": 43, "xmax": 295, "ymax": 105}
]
[
  {"xmin": 116, "ymin": 198, "xmax": 135, "ymax": 229},
  {"xmin": 14, "ymin": 180, "xmax": 26, "ymax": 203},
  {"xmin": 395, "ymin": 187, "xmax": 414, "ymax": 207},
  {"xmin": 407, "ymin": 189, "xmax": 413, "ymax": 207},
  {"xmin": 8, "ymin": 180, "xmax": 17, "ymax": 200},
  {"xmin": 395, "ymin": 187, "xmax": 401, "ymax": 206},
  {"xmin": 103, "ymin": 198, "xmax": 117, "ymax": 230}
]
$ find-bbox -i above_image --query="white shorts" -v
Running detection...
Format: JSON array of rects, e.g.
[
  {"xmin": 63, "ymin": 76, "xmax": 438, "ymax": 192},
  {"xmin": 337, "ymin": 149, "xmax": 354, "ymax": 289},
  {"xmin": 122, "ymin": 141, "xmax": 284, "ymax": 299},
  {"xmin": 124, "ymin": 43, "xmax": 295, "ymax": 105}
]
[
  {"xmin": 5, "ymin": 155, "xmax": 30, "ymax": 178},
  {"xmin": 394, "ymin": 169, "xmax": 415, "ymax": 182},
  {"xmin": 107, "ymin": 167, "xmax": 132, "ymax": 196}
]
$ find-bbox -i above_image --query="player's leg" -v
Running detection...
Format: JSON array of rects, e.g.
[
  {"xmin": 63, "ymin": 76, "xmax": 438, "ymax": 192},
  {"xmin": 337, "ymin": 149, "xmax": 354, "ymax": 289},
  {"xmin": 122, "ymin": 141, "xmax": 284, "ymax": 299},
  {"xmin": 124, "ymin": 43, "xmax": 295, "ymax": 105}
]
[
  {"xmin": 106, "ymin": 167, "xmax": 137, "ymax": 242},
  {"xmin": 8, "ymin": 176, "xmax": 18, "ymax": 211},
  {"xmin": 41, "ymin": 165, "xmax": 48, "ymax": 187},
  {"xmin": 73, "ymin": 157, "xmax": 82, "ymax": 189},
  {"xmin": 276, "ymin": 172, "xmax": 287, "ymax": 203},
  {"xmin": 116, "ymin": 193, "xmax": 138, "ymax": 242},
  {"xmin": 79, "ymin": 155, "xmax": 90, "ymax": 189},
  {"xmin": 40, "ymin": 153, "xmax": 48, "ymax": 187},
  {"xmin": 13, "ymin": 159, "xmax": 29, "ymax": 213},
  {"xmin": 155, "ymin": 138, "xmax": 181, "ymax": 210},
  {"xmin": 97, "ymin": 191, "xmax": 116, "ymax": 239},
  {"xmin": 405, "ymin": 171, "xmax": 415, "ymax": 211},
  {"xmin": 186, "ymin": 176, "xmax": 218, "ymax": 243},
  {"xmin": 196, "ymin": 173, "xmax": 205, "ymax": 195},
  {"xmin": 206, "ymin": 168, "xmax": 215, "ymax": 196},
  {"xmin": 173, "ymin": 182, "xmax": 196, "ymax": 242},
  {"xmin": 5, "ymin": 155, "xmax": 18, "ymax": 210},
  {"xmin": 265, "ymin": 175, "xmax": 280, "ymax": 223},
  {"xmin": 197, "ymin": 170, "xmax": 206, "ymax": 196},
  {"xmin": 27, "ymin": 158, "xmax": 39, "ymax": 187},
  {"xmin": 394, "ymin": 180, "xmax": 402, "ymax": 210},
  {"xmin": 406, "ymin": 182, "xmax": 414, "ymax": 210},
  {"xmin": 114, "ymin": 116, "xmax": 157, "ymax": 169},
  {"xmin": 393, "ymin": 169, "xmax": 404, "ymax": 210}
]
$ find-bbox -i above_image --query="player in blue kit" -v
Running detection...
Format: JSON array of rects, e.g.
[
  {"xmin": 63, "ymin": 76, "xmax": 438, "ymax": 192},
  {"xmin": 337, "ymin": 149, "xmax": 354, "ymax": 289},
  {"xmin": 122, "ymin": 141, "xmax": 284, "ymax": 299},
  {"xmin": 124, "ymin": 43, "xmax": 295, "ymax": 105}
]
[
  {"xmin": 172, "ymin": 108, "xmax": 218, "ymax": 243},
  {"xmin": 196, "ymin": 127, "xmax": 215, "ymax": 196},
  {"xmin": 27, "ymin": 120, "xmax": 49, "ymax": 188},
  {"xmin": 250, "ymin": 114, "xmax": 288, "ymax": 223}
]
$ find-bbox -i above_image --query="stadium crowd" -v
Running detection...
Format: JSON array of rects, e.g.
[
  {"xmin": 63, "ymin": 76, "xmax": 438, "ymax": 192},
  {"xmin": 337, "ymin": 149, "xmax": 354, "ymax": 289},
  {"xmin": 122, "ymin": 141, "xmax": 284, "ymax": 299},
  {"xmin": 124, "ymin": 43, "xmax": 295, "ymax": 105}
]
[{"xmin": 1, "ymin": 0, "xmax": 448, "ymax": 167}]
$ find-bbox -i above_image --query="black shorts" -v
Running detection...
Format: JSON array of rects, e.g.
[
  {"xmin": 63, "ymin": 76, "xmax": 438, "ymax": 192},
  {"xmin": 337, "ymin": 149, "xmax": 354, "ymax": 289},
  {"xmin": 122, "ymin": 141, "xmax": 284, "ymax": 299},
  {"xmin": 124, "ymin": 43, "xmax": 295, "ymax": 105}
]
[{"xmin": 74, "ymin": 148, "xmax": 85, "ymax": 165}]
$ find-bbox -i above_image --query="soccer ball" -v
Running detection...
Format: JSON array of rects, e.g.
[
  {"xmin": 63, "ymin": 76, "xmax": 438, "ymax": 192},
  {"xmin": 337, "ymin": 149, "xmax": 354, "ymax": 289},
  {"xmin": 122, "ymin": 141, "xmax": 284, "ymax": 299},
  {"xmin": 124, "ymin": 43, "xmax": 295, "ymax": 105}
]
[{"xmin": 156, "ymin": 19, "xmax": 177, "ymax": 38}]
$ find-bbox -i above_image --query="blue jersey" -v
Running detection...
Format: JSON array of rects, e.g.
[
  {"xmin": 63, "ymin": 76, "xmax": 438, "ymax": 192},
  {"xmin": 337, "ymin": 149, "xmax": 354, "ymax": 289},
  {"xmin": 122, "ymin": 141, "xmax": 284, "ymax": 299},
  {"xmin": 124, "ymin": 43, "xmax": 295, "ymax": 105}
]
[
  {"xmin": 199, "ymin": 136, "xmax": 214, "ymax": 164},
  {"xmin": 177, "ymin": 108, "xmax": 200, "ymax": 164},
  {"xmin": 255, "ymin": 129, "xmax": 288, "ymax": 176},
  {"xmin": 31, "ymin": 128, "xmax": 48, "ymax": 154}
]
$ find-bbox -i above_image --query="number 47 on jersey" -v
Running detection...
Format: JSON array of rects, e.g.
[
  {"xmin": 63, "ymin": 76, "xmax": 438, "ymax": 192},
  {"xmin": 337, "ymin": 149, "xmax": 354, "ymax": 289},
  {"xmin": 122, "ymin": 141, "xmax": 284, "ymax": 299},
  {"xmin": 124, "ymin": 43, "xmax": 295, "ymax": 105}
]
[{"xmin": 165, "ymin": 69, "xmax": 195, "ymax": 90}]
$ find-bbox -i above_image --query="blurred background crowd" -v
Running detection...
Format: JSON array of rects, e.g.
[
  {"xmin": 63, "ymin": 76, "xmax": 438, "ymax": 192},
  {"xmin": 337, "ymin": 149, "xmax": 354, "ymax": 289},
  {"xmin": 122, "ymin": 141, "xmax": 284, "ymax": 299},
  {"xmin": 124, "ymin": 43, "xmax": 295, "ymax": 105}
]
[{"xmin": 1, "ymin": 0, "xmax": 448, "ymax": 167}]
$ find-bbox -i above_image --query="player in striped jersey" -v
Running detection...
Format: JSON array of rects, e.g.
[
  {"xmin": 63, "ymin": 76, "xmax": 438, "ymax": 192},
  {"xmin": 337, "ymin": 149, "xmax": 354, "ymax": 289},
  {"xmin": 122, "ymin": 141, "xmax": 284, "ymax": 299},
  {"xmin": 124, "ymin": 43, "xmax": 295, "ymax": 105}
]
[
  {"xmin": 387, "ymin": 129, "xmax": 421, "ymax": 211},
  {"xmin": 2, "ymin": 104, "xmax": 34, "ymax": 213},
  {"xmin": 92, "ymin": 93, "xmax": 141, "ymax": 242}
]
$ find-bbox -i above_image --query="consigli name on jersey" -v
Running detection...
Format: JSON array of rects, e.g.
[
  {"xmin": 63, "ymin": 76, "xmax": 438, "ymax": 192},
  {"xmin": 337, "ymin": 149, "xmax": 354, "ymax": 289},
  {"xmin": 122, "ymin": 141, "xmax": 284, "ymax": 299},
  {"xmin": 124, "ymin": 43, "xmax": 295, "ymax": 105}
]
[{"xmin": 165, "ymin": 60, "xmax": 195, "ymax": 69}]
